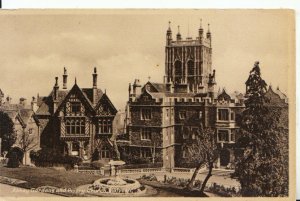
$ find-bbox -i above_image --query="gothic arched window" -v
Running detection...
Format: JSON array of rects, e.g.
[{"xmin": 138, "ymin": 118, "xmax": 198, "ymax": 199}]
[
  {"xmin": 187, "ymin": 60, "xmax": 194, "ymax": 76},
  {"xmin": 174, "ymin": 60, "xmax": 182, "ymax": 76},
  {"xmin": 174, "ymin": 60, "xmax": 182, "ymax": 84}
]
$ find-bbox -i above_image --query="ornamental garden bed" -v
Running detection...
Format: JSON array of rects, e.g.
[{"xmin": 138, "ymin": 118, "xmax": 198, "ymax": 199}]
[{"xmin": 138, "ymin": 174, "xmax": 240, "ymax": 197}]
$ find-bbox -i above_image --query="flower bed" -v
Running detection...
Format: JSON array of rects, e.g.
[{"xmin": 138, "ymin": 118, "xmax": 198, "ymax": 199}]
[{"xmin": 141, "ymin": 174, "xmax": 240, "ymax": 197}]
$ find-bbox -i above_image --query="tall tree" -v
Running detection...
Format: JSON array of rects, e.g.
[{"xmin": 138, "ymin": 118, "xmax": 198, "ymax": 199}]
[
  {"xmin": 185, "ymin": 127, "xmax": 218, "ymax": 194},
  {"xmin": 235, "ymin": 61, "xmax": 288, "ymax": 196},
  {"xmin": 15, "ymin": 128, "xmax": 39, "ymax": 164}
]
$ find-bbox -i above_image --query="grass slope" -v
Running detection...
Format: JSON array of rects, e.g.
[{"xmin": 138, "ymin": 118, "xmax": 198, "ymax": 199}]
[{"xmin": 0, "ymin": 166, "xmax": 101, "ymax": 189}]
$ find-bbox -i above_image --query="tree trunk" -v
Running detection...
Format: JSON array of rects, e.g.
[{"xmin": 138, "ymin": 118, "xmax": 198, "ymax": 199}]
[
  {"xmin": 200, "ymin": 161, "xmax": 213, "ymax": 193},
  {"xmin": 186, "ymin": 162, "xmax": 204, "ymax": 190}
]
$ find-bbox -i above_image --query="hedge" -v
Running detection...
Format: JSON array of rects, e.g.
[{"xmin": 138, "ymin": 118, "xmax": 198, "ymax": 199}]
[{"xmin": 30, "ymin": 148, "xmax": 82, "ymax": 168}]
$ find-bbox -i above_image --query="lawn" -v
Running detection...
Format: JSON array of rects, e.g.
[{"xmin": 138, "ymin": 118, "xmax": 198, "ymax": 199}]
[{"xmin": 0, "ymin": 166, "xmax": 101, "ymax": 189}]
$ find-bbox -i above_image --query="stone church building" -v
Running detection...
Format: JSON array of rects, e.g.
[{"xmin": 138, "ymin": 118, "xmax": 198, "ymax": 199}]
[
  {"xmin": 122, "ymin": 22, "xmax": 288, "ymax": 170},
  {"xmin": 35, "ymin": 67, "xmax": 117, "ymax": 162}
]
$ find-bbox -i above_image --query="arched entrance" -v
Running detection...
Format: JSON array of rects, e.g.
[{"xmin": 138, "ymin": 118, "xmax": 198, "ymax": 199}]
[{"xmin": 220, "ymin": 149, "xmax": 230, "ymax": 167}]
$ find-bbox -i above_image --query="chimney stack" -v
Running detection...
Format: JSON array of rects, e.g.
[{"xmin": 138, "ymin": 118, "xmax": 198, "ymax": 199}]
[
  {"xmin": 31, "ymin": 96, "xmax": 38, "ymax": 112},
  {"xmin": 92, "ymin": 67, "xmax": 98, "ymax": 105},
  {"xmin": 63, "ymin": 67, "xmax": 68, "ymax": 89},
  {"xmin": 133, "ymin": 79, "xmax": 142, "ymax": 96},
  {"xmin": 53, "ymin": 77, "xmax": 59, "ymax": 101},
  {"xmin": 93, "ymin": 67, "xmax": 98, "ymax": 89},
  {"xmin": 6, "ymin": 96, "xmax": 11, "ymax": 104}
]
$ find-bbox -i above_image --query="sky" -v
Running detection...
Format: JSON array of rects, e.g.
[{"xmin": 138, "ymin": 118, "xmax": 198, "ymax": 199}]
[{"xmin": 0, "ymin": 10, "xmax": 294, "ymax": 110}]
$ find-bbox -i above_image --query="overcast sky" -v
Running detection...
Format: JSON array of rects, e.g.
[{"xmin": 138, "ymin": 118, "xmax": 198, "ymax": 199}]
[{"xmin": 0, "ymin": 10, "xmax": 293, "ymax": 110}]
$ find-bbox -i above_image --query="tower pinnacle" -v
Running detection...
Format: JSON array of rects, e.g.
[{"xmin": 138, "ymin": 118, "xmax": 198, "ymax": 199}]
[
  {"xmin": 206, "ymin": 23, "xmax": 211, "ymax": 42},
  {"xmin": 166, "ymin": 21, "xmax": 172, "ymax": 45},
  {"xmin": 176, "ymin": 25, "xmax": 182, "ymax": 41}
]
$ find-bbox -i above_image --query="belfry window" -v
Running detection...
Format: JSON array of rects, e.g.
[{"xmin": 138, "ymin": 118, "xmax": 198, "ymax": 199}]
[
  {"xmin": 175, "ymin": 60, "xmax": 182, "ymax": 76},
  {"xmin": 174, "ymin": 60, "xmax": 182, "ymax": 84},
  {"xmin": 187, "ymin": 60, "xmax": 194, "ymax": 76}
]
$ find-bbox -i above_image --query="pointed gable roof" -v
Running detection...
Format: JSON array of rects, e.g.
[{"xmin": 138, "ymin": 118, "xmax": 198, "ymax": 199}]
[
  {"xmin": 0, "ymin": 105, "xmax": 38, "ymax": 128},
  {"xmin": 217, "ymin": 88, "xmax": 231, "ymax": 102},
  {"xmin": 55, "ymin": 83, "xmax": 95, "ymax": 115},
  {"xmin": 82, "ymin": 88, "xmax": 104, "ymax": 105},
  {"xmin": 36, "ymin": 84, "xmax": 105, "ymax": 115},
  {"xmin": 265, "ymin": 86, "xmax": 287, "ymax": 106},
  {"xmin": 275, "ymin": 87, "xmax": 288, "ymax": 103},
  {"xmin": 143, "ymin": 82, "xmax": 167, "ymax": 93},
  {"xmin": 94, "ymin": 93, "xmax": 118, "ymax": 115}
]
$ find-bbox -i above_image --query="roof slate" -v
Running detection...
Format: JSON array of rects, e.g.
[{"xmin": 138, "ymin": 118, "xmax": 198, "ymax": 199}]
[
  {"xmin": 0, "ymin": 105, "xmax": 35, "ymax": 127},
  {"xmin": 150, "ymin": 82, "xmax": 167, "ymax": 93}
]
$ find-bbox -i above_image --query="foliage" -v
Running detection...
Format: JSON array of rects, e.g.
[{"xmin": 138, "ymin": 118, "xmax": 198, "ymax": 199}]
[
  {"xmin": 7, "ymin": 147, "xmax": 24, "ymax": 163},
  {"xmin": 121, "ymin": 151, "xmax": 151, "ymax": 164},
  {"xmin": 7, "ymin": 151, "xmax": 20, "ymax": 168},
  {"xmin": 206, "ymin": 183, "xmax": 241, "ymax": 197},
  {"xmin": 164, "ymin": 176, "xmax": 190, "ymax": 187},
  {"xmin": 162, "ymin": 176, "xmax": 240, "ymax": 197},
  {"xmin": 184, "ymin": 127, "xmax": 218, "ymax": 193},
  {"xmin": 119, "ymin": 162, "xmax": 163, "ymax": 169},
  {"xmin": 0, "ymin": 111, "xmax": 16, "ymax": 153},
  {"xmin": 140, "ymin": 174, "xmax": 158, "ymax": 181},
  {"xmin": 16, "ymin": 129, "xmax": 38, "ymax": 152},
  {"xmin": 235, "ymin": 61, "xmax": 288, "ymax": 196},
  {"xmin": 30, "ymin": 148, "xmax": 82, "ymax": 167},
  {"xmin": 90, "ymin": 160, "xmax": 105, "ymax": 169}
]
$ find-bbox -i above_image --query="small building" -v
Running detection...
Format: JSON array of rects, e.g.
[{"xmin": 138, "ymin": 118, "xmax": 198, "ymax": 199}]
[{"xmin": 0, "ymin": 96, "xmax": 40, "ymax": 165}]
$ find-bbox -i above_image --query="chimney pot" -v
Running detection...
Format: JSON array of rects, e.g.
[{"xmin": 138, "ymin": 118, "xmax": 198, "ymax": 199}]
[{"xmin": 63, "ymin": 67, "xmax": 68, "ymax": 89}]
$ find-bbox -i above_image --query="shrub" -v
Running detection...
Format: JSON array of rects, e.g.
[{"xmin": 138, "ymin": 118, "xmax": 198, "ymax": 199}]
[
  {"xmin": 194, "ymin": 180, "xmax": 203, "ymax": 188},
  {"xmin": 7, "ymin": 152, "xmax": 20, "ymax": 168},
  {"xmin": 90, "ymin": 160, "xmax": 105, "ymax": 169},
  {"xmin": 7, "ymin": 147, "xmax": 24, "ymax": 163},
  {"xmin": 206, "ymin": 183, "xmax": 241, "ymax": 197},
  {"xmin": 119, "ymin": 162, "xmax": 163, "ymax": 169},
  {"xmin": 30, "ymin": 148, "xmax": 82, "ymax": 167},
  {"xmin": 164, "ymin": 176, "xmax": 190, "ymax": 187},
  {"xmin": 140, "ymin": 174, "xmax": 158, "ymax": 181}
]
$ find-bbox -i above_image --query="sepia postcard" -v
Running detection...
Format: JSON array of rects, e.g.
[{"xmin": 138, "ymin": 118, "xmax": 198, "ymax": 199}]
[{"xmin": 0, "ymin": 9, "xmax": 295, "ymax": 200}]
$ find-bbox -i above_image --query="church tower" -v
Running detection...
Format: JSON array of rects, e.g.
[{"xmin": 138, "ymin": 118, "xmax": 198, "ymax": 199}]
[{"xmin": 164, "ymin": 20, "xmax": 214, "ymax": 93}]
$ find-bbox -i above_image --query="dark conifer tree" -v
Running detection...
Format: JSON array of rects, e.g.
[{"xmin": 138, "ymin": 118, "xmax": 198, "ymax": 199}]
[{"xmin": 235, "ymin": 61, "xmax": 288, "ymax": 196}]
